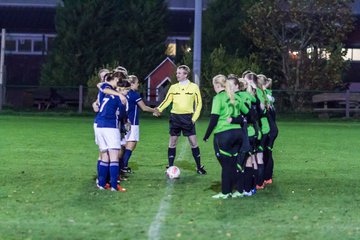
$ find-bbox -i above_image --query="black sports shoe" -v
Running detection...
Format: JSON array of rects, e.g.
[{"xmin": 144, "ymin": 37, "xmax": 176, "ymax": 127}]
[
  {"xmin": 196, "ymin": 165, "xmax": 207, "ymax": 175},
  {"xmin": 121, "ymin": 167, "xmax": 132, "ymax": 174}
]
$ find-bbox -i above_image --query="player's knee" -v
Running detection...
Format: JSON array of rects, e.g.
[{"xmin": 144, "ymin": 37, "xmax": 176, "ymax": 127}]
[{"xmin": 189, "ymin": 142, "xmax": 198, "ymax": 148}]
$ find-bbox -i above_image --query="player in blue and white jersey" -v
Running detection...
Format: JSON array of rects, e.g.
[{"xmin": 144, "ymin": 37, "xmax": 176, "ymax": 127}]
[
  {"xmin": 93, "ymin": 69, "xmax": 110, "ymax": 137},
  {"xmin": 116, "ymin": 82, "xmax": 131, "ymax": 173},
  {"xmin": 93, "ymin": 69, "xmax": 127, "ymax": 185},
  {"xmin": 121, "ymin": 75, "xmax": 159, "ymax": 173},
  {"xmin": 96, "ymin": 75, "xmax": 129, "ymax": 192},
  {"xmin": 92, "ymin": 69, "xmax": 110, "ymax": 183}
]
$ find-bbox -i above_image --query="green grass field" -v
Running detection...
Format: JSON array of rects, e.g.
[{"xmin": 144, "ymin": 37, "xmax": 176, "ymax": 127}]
[{"xmin": 0, "ymin": 114, "xmax": 360, "ymax": 240}]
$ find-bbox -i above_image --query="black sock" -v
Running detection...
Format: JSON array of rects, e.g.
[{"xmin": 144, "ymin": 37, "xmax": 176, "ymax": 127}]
[
  {"xmin": 244, "ymin": 167, "xmax": 253, "ymax": 192},
  {"xmin": 168, "ymin": 147, "xmax": 176, "ymax": 166},
  {"xmin": 252, "ymin": 168, "xmax": 258, "ymax": 189},
  {"xmin": 221, "ymin": 156, "xmax": 233, "ymax": 194},
  {"xmin": 236, "ymin": 171, "xmax": 245, "ymax": 193},
  {"xmin": 118, "ymin": 157, "xmax": 124, "ymax": 175},
  {"xmin": 264, "ymin": 148, "xmax": 274, "ymax": 180},
  {"xmin": 191, "ymin": 147, "xmax": 201, "ymax": 169},
  {"xmin": 257, "ymin": 164, "xmax": 264, "ymax": 185}
]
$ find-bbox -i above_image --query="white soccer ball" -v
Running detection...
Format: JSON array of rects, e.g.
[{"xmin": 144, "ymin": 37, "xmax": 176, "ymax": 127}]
[{"xmin": 166, "ymin": 166, "xmax": 181, "ymax": 179}]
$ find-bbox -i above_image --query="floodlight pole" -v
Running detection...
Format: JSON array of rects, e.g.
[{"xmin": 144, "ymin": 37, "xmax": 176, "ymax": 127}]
[
  {"xmin": 193, "ymin": 0, "xmax": 202, "ymax": 87},
  {"xmin": 0, "ymin": 28, "xmax": 6, "ymax": 110}
]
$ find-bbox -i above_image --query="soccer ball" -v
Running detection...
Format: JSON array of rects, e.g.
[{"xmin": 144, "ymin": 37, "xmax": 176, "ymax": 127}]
[{"xmin": 166, "ymin": 166, "xmax": 180, "ymax": 179}]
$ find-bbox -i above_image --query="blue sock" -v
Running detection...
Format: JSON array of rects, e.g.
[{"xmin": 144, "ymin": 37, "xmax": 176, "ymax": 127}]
[
  {"xmin": 98, "ymin": 161, "xmax": 109, "ymax": 187},
  {"xmin": 109, "ymin": 162, "xmax": 120, "ymax": 189},
  {"xmin": 123, "ymin": 149, "xmax": 133, "ymax": 168},
  {"xmin": 97, "ymin": 160, "xmax": 101, "ymax": 175}
]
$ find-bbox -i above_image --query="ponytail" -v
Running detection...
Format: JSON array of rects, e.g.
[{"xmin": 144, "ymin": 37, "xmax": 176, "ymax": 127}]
[
  {"xmin": 257, "ymin": 74, "xmax": 269, "ymax": 107},
  {"xmin": 213, "ymin": 74, "xmax": 235, "ymax": 104},
  {"xmin": 225, "ymin": 80, "xmax": 235, "ymax": 105}
]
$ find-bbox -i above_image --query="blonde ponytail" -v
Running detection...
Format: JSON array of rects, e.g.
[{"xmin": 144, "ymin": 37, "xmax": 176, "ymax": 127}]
[
  {"xmin": 225, "ymin": 80, "xmax": 235, "ymax": 104},
  {"xmin": 257, "ymin": 74, "xmax": 269, "ymax": 107},
  {"xmin": 212, "ymin": 74, "xmax": 235, "ymax": 104}
]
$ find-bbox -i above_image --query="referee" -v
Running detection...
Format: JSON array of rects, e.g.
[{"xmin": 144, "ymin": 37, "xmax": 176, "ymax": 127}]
[{"xmin": 155, "ymin": 65, "xmax": 206, "ymax": 174}]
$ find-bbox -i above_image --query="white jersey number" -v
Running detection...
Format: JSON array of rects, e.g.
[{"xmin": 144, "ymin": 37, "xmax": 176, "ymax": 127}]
[{"xmin": 99, "ymin": 97, "xmax": 110, "ymax": 113}]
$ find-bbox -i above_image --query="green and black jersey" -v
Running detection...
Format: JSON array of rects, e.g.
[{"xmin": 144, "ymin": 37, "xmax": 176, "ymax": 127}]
[
  {"xmin": 234, "ymin": 91, "xmax": 250, "ymax": 116},
  {"xmin": 211, "ymin": 91, "xmax": 242, "ymax": 134},
  {"xmin": 236, "ymin": 91, "xmax": 256, "ymax": 137},
  {"xmin": 256, "ymin": 88, "xmax": 270, "ymax": 134}
]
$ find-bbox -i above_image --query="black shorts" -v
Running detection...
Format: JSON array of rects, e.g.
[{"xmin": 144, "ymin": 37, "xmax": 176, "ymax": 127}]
[
  {"xmin": 169, "ymin": 113, "xmax": 196, "ymax": 136},
  {"xmin": 257, "ymin": 133, "xmax": 269, "ymax": 152},
  {"xmin": 249, "ymin": 136, "xmax": 257, "ymax": 154},
  {"xmin": 213, "ymin": 129, "xmax": 243, "ymax": 157}
]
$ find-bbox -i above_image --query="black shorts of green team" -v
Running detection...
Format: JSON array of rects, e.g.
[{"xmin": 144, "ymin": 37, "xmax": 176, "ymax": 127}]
[
  {"xmin": 169, "ymin": 113, "xmax": 196, "ymax": 136},
  {"xmin": 213, "ymin": 129, "xmax": 243, "ymax": 194},
  {"xmin": 213, "ymin": 129, "xmax": 243, "ymax": 158},
  {"xmin": 248, "ymin": 136, "xmax": 257, "ymax": 155}
]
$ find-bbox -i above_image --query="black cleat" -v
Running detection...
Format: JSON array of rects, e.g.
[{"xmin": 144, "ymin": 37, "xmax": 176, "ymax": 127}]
[
  {"xmin": 196, "ymin": 165, "xmax": 207, "ymax": 175},
  {"xmin": 121, "ymin": 167, "xmax": 132, "ymax": 174}
]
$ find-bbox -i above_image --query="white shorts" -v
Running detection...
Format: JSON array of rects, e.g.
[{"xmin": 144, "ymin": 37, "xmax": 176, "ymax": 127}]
[
  {"xmin": 97, "ymin": 128, "xmax": 121, "ymax": 152},
  {"xmin": 120, "ymin": 134, "xmax": 126, "ymax": 146},
  {"xmin": 93, "ymin": 123, "xmax": 99, "ymax": 145},
  {"xmin": 125, "ymin": 125, "xmax": 140, "ymax": 142}
]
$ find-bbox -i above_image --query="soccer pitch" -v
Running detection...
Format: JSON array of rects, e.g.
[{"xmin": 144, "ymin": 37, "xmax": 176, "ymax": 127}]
[{"xmin": 0, "ymin": 114, "xmax": 359, "ymax": 240}]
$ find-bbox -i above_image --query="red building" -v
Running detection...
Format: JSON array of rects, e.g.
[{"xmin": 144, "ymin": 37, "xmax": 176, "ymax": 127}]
[{"xmin": 145, "ymin": 57, "xmax": 176, "ymax": 106}]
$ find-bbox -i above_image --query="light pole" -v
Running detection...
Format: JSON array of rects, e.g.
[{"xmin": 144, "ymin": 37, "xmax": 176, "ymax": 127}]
[
  {"xmin": 193, "ymin": 0, "xmax": 202, "ymax": 87},
  {"xmin": 0, "ymin": 28, "xmax": 6, "ymax": 110}
]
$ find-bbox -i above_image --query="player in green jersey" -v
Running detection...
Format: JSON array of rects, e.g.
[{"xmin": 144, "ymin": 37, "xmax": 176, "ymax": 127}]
[
  {"xmin": 244, "ymin": 72, "xmax": 270, "ymax": 190},
  {"xmin": 262, "ymin": 76, "xmax": 278, "ymax": 184},
  {"xmin": 203, "ymin": 74, "xmax": 246, "ymax": 199}
]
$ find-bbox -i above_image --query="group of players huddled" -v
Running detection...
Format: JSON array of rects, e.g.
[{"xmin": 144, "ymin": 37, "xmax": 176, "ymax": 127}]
[
  {"xmin": 92, "ymin": 64, "xmax": 278, "ymax": 198},
  {"xmin": 203, "ymin": 71, "xmax": 278, "ymax": 199},
  {"xmin": 92, "ymin": 66, "xmax": 159, "ymax": 192}
]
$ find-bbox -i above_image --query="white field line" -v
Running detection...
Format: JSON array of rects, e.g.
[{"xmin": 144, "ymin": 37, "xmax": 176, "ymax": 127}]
[
  {"xmin": 147, "ymin": 138, "xmax": 188, "ymax": 240},
  {"xmin": 177, "ymin": 138, "xmax": 188, "ymax": 162}
]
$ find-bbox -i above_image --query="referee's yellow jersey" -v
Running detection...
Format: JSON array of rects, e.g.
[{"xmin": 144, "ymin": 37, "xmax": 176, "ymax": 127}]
[{"xmin": 158, "ymin": 81, "xmax": 202, "ymax": 122}]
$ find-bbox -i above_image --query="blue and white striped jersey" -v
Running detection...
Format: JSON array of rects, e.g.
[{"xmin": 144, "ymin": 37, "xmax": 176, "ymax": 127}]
[
  {"xmin": 94, "ymin": 83, "xmax": 114, "ymax": 124},
  {"xmin": 97, "ymin": 94, "xmax": 127, "ymax": 128},
  {"xmin": 126, "ymin": 89, "xmax": 142, "ymax": 125}
]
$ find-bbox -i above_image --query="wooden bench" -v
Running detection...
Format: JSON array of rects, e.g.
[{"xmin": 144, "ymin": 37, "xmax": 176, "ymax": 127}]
[
  {"xmin": 33, "ymin": 88, "xmax": 79, "ymax": 110},
  {"xmin": 56, "ymin": 89, "xmax": 79, "ymax": 107},
  {"xmin": 33, "ymin": 88, "xmax": 51, "ymax": 110},
  {"xmin": 312, "ymin": 92, "xmax": 360, "ymax": 117}
]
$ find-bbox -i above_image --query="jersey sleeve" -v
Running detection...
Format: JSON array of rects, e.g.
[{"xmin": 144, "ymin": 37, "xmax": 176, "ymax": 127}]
[
  {"xmin": 100, "ymin": 83, "xmax": 112, "ymax": 92},
  {"xmin": 157, "ymin": 85, "xmax": 174, "ymax": 112},
  {"xmin": 191, "ymin": 84, "xmax": 202, "ymax": 122},
  {"xmin": 239, "ymin": 100, "xmax": 249, "ymax": 115},
  {"xmin": 211, "ymin": 95, "xmax": 221, "ymax": 115},
  {"xmin": 118, "ymin": 96, "xmax": 128, "ymax": 120},
  {"xmin": 133, "ymin": 91, "xmax": 142, "ymax": 103}
]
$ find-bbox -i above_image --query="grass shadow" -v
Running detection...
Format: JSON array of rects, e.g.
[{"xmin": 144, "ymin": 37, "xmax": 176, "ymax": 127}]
[{"xmin": 206, "ymin": 181, "xmax": 222, "ymax": 193}]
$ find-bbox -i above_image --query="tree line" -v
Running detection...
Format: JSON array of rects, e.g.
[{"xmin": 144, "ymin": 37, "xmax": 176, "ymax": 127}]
[{"xmin": 41, "ymin": 0, "xmax": 355, "ymax": 102}]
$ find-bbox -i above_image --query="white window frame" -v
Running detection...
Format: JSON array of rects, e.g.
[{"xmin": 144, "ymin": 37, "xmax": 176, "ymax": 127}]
[{"xmin": 0, "ymin": 33, "xmax": 56, "ymax": 55}]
